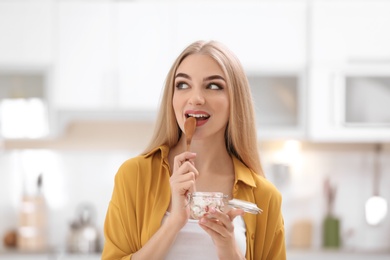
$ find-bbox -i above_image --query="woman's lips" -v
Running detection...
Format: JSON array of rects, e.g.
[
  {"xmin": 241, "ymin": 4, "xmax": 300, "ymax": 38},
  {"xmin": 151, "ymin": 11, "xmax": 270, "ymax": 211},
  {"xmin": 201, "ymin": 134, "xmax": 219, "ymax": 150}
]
[
  {"xmin": 185, "ymin": 112, "xmax": 210, "ymax": 127},
  {"xmin": 195, "ymin": 117, "xmax": 209, "ymax": 127}
]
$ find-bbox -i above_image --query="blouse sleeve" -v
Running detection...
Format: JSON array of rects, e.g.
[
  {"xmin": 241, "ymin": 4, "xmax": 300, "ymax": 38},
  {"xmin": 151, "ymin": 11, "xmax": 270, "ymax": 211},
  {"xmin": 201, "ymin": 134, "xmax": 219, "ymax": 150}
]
[
  {"xmin": 102, "ymin": 201, "xmax": 133, "ymax": 260},
  {"xmin": 101, "ymin": 160, "xmax": 140, "ymax": 260},
  {"xmin": 267, "ymin": 224, "xmax": 286, "ymax": 259},
  {"xmin": 264, "ymin": 190, "xmax": 286, "ymax": 260}
]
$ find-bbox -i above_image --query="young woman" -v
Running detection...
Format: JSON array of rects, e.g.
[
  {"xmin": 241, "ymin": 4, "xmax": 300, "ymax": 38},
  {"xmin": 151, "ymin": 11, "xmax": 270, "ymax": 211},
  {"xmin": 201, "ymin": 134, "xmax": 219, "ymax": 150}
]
[{"xmin": 102, "ymin": 40, "xmax": 286, "ymax": 259}]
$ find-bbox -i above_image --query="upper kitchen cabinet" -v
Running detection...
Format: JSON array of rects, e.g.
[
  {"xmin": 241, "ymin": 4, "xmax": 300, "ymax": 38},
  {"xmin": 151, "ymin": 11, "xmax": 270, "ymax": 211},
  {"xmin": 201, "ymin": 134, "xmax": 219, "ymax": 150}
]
[
  {"xmin": 0, "ymin": 0, "xmax": 53, "ymax": 67},
  {"xmin": 174, "ymin": 1, "xmax": 308, "ymax": 140},
  {"xmin": 308, "ymin": 66, "xmax": 390, "ymax": 142},
  {"xmin": 53, "ymin": 1, "xmax": 114, "ymax": 111},
  {"xmin": 114, "ymin": 2, "xmax": 176, "ymax": 112},
  {"xmin": 308, "ymin": 0, "xmax": 390, "ymax": 142},
  {"xmin": 174, "ymin": 1, "xmax": 307, "ymax": 70},
  {"xmin": 51, "ymin": 0, "xmax": 308, "ymax": 139},
  {"xmin": 310, "ymin": 0, "xmax": 390, "ymax": 65},
  {"xmin": 248, "ymin": 72, "xmax": 306, "ymax": 140},
  {"xmin": 53, "ymin": 1, "xmax": 175, "ymax": 118}
]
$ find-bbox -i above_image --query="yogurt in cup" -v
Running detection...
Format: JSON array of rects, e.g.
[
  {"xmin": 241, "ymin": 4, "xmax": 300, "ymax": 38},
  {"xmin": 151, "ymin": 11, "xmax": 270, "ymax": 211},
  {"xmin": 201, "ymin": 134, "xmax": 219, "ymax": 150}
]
[{"xmin": 188, "ymin": 192, "xmax": 226, "ymax": 219}]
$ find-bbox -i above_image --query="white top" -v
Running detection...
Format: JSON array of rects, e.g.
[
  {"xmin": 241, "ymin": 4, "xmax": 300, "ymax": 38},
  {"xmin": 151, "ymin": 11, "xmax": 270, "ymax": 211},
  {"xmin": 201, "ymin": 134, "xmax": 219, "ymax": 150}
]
[{"xmin": 162, "ymin": 212, "xmax": 247, "ymax": 259}]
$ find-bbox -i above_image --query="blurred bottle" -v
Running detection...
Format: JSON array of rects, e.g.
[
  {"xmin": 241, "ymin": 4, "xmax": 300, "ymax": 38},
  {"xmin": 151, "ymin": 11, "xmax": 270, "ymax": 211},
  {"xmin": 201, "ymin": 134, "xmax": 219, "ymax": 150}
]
[{"xmin": 17, "ymin": 173, "xmax": 48, "ymax": 252}]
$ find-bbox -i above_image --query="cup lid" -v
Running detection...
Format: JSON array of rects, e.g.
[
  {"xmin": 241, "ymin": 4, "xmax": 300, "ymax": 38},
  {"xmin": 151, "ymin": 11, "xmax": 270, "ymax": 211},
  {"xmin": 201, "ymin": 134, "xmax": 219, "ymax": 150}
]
[{"xmin": 228, "ymin": 199, "xmax": 262, "ymax": 215}]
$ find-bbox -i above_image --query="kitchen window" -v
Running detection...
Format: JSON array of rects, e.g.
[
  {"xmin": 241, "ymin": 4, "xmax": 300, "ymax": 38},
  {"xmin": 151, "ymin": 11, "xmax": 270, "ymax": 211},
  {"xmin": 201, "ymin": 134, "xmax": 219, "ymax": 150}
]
[{"xmin": 0, "ymin": 72, "xmax": 49, "ymax": 139}]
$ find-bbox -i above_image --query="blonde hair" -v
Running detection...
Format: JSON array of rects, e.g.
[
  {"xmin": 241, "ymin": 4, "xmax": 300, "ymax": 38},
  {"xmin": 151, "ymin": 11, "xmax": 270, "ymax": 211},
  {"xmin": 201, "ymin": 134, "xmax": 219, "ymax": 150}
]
[{"xmin": 143, "ymin": 40, "xmax": 264, "ymax": 176}]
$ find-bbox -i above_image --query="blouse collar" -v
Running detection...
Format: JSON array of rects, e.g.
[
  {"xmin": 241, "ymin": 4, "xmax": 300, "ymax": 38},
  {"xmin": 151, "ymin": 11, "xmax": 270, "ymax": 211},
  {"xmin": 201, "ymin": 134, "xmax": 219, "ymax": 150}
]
[{"xmin": 144, "ymin": 145, "xmax": 257, "ymax": 188}]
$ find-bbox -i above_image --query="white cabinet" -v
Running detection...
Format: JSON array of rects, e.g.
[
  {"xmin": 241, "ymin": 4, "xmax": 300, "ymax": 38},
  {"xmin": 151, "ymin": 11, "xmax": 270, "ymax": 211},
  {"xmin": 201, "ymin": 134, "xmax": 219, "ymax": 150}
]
[
  {"xmin": 248, "ymin": 72, "xmax": 306, "ymax": 140},
  {"xmin": 308, "ymin": 0, "xmax": 390, "ymax": 142},
  {"xmin": 175, "ymin": 1, "xmax": 307, "ymax": 70},
  {"xmin": 308, "ymin": 66, "xmax": 390, "ymax": 142},
  {"xmin": 311, "ymin": 0, "xmax": 390, "ymax": 65},
  {"xmin": 53, "ymin": 1, "xmax": 114, "ymax": 110},
  {"xmin": 173, "ymin": 1, "xmax": 307, "ymax": 140},
  {"xmin": 53, "ymin": 1, "xmax": 174, "ymax": 116},
  {"xmin": 114, "ymin": 2, "xmax": 176, "ymax": 111},
  {"xmin": 0, "ymin": 0, "xmax": 53, "ymax": 66}
]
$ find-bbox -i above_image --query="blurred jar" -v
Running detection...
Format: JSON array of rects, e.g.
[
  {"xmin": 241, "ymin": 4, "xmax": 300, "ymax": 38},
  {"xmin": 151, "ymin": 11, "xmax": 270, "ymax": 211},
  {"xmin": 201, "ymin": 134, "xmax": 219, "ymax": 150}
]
[
  {"xmin": 67, "ymin": 203, "xmax": 100, "ymax": 254},
  {"xmin": 188, "ymin": 192, "xmax": 226, "ymax": 219},
  {"xmin": 17, "ymin": 174, "xmax": 48, "ymax": 252},
  {"xmin": 188, "ymin": 192, "xmax": 262, "ymax": 219}
]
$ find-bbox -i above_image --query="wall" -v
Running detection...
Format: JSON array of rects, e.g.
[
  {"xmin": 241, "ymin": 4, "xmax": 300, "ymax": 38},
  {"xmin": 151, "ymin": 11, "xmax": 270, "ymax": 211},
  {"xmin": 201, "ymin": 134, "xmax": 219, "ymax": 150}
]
[
  {"xmin": 261, "ymin": 142, "xmax": 390, "ymax": 252},
  {"xmin": 0, "ymin": 122, "xmax": 389, "ymax": 253}
]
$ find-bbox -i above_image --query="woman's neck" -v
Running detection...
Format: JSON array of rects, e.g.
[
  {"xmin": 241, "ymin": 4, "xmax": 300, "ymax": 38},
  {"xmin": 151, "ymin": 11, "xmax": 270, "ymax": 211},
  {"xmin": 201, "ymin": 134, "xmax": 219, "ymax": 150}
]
[
  {"xmin": 169, "ymin": 135, "xmax": 235, "ymax": 196},
  {"xmin": 172, "ymin": 134, "xmax": 230, "ymax": 166}
]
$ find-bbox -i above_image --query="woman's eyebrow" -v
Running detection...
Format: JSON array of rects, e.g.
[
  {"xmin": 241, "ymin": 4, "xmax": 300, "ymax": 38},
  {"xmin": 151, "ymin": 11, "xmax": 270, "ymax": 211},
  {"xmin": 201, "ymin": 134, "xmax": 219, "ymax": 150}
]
[
  {"xmin": 175, "ymin": 73, "xmax": 191, "ymax": 79},
  {"xmin": 204, "ymin": 75, "xmax": 226, "ymax": 82},
  {"xmin": 175, "ymin": 73, "xmax": 225, "ymax": 82}
]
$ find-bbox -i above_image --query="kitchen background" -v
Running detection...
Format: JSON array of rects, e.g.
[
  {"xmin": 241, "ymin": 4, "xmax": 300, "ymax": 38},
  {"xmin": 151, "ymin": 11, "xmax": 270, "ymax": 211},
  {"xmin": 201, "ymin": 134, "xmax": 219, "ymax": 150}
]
[{"xmin": 1, "ymin": 0, "xmax": 390, "ymax": 259}]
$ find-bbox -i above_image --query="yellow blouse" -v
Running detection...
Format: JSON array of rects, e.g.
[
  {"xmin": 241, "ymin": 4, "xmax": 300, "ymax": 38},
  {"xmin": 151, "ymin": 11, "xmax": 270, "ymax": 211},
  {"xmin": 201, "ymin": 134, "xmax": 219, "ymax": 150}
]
[{"xmin": 102, "ymin": 145, "xmax": 286, "ymax": 260}]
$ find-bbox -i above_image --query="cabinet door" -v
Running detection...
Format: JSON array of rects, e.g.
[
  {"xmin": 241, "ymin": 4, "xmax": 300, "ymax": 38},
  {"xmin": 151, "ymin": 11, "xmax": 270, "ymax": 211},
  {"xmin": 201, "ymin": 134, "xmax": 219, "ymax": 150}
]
[
  {"xmin": 248, "ymin": 72, "xmax": 306, "ymax": 140},
  {"xmin": 308, "ymin": 66, "xmax": 390, "ymax": 142},
  {"xmin": 53, "ymin": 1, "xmax": 114, "ymax": 110},
  {"xmin": 173, "ymin": 1, "xmax": 307, "ymax": 140},
  {"xmin": 0, "ymin": 1, "xmax": 53, "ymax": 66},
  {"xmin": 309, "ymin": 0, "xmax": 390, "ymax": 142},
  {"xmin": 115, "ymin": 2, "xmax": 176, "ymax": 112},
  {"xmin": 311, "ymin": 0, "xmax": 390, "ymax": 65},
  {"xmin": 175, "ymin": 1, "xmax": 307, "ymax": 70}
]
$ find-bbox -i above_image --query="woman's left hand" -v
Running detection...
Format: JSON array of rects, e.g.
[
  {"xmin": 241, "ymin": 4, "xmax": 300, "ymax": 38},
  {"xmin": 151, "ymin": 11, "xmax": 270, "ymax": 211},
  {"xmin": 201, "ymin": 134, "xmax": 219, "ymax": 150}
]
[{"xmin": 198, "ymin": 208, "xmax": 245, "ymax": 259}]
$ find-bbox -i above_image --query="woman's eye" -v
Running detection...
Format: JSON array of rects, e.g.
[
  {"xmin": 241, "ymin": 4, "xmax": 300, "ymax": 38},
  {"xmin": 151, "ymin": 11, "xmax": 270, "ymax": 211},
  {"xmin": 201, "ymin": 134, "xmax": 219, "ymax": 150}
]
[
  {"xmin": 176, "ymin": 82, "xmax": 189, "ymax": 89},
  {"xmin": 208, "ymin": 83, "xmax": 222, "ymax": 90}
]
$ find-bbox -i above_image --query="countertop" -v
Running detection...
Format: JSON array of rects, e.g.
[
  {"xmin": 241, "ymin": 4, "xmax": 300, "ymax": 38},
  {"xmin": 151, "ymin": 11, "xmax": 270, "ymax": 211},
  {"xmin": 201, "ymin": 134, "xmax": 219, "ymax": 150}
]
[
  {"xmin": 0, "ymin": 250, "xmax": 101, "ymax": 260},
  {"xmin": 2, "ymin": 250, "xmax": 390, "ymax": 260},
  {"xmin": 287, "ymin": 249, "xmax": 390, "ymax": 260}
]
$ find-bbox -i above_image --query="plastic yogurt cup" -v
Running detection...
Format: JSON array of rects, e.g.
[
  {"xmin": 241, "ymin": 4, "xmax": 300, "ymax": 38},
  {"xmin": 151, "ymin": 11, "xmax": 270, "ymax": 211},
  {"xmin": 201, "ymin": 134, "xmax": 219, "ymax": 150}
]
[{"xmin": 188, "ymin": 192, "xmax": 262, "ymax": 219}]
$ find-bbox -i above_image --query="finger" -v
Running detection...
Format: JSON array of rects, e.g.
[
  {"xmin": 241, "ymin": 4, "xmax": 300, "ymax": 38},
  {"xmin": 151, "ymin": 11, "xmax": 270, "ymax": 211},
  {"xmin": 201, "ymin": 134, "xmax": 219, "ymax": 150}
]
[
  {"xmin": 172, "ymin": 162, "xmax": 199, "ymax": 183},
  {"xmin": 198, "ymin": 216, "xmax": 230, "ymax": 238},
  {"xmin": 173, "ymin": 152, "xmax": 197, "ymax": 172},
  {"xmin": 170, "ymin": 173, "xmax": 196, "ymax": 191},
  {"xmin": 176, "ymin": 181, "xmax": 196, "ymax": 196},
  {"xmin": 203, "ymin": 208, "xmax": 234, "ymax": 233},
  {"xmin": 226, "ymin": 208, "xmax": 245, "ymax": 221},
  {"xmin": 170, "ymin": 172, "xmax": 196, "ymax": 185}
]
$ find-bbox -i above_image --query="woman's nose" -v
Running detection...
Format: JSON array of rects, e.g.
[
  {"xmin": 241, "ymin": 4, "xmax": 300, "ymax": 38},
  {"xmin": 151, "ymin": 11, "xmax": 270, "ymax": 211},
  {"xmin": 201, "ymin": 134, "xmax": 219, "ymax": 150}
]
[{"xmin": 188, "ymin": 89, "xmax": 205, "ymax": 105}]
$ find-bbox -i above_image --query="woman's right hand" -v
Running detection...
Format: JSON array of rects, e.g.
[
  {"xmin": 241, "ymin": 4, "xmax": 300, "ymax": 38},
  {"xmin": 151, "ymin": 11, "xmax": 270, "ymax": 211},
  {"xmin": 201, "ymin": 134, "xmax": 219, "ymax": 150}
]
[
  {"xmin": 129, "ymin": 152, "xmax": 199, "ymax": 260},
  {"xmin": 169, "ymin": 152, "xmax": 198, "ymax": 227}
]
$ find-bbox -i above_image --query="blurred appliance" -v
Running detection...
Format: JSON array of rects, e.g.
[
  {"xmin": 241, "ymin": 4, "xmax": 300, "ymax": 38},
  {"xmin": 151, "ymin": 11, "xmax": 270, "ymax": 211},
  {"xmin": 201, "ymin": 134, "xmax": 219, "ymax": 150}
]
[{"xmin": 67, "ymin": 203, "xmax": 101, "ymax": 254}]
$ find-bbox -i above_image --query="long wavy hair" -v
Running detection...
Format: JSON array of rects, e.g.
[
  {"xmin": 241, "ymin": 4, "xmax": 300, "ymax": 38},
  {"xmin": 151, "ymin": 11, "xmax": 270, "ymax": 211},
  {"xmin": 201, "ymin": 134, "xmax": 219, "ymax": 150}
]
[{"xmin": 143, "ymin": 40, "xmax": 264, "ymax": 176}]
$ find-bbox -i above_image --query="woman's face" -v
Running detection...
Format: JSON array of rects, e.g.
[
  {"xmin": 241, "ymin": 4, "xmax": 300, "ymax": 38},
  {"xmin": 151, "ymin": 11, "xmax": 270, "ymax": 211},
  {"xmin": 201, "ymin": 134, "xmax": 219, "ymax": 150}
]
[{"xmin": 173, "ymin": 54, "xmax": 230, "ymax": 141}]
